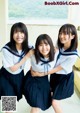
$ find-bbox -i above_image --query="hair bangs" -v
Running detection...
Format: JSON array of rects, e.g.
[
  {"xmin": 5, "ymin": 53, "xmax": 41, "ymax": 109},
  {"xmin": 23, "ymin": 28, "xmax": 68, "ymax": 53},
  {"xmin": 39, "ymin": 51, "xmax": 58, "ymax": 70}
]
[
  {"xmin": 13, "ymin": 26, "xmax": 25, "ymax": 33},
  {"xmin": 39, "ymin": 39, "xmax": 48, "ymax": 45},
  {"xmin": 60, "ymin": 27, "xmax": 72, "ymax": 35}
]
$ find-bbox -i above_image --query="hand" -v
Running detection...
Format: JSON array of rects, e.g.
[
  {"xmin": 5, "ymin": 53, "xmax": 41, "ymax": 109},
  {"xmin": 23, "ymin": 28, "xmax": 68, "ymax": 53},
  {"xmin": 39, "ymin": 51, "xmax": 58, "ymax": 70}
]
[{"xmin": 30, "ymin": 67, "xmax": 45, "ymax": 77}]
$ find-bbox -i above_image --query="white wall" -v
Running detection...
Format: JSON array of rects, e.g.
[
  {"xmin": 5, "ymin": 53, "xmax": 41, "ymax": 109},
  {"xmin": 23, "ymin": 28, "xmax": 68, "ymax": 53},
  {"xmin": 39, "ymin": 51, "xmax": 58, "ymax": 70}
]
[
  {"xmin": 68, "ymin": 0, "xmax": 80, "ymax": 26},
  {"xmin": 0, "ymin": 0, "xmax": 7, "ymax": 49}
]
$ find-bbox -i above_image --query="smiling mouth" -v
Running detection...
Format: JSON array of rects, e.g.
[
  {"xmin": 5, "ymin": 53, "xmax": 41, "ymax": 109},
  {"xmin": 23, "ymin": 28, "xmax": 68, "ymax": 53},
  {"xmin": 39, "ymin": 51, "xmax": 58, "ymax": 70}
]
[
  {"xmin": 42, "ymin": 51, "xmax": 48, "ymax": 53},
  {"xmin": 17, "ymin": 38, "xmax": 23, "ymax": 40},
  {"xmin": 60, "ymin": 39, "xmax": 65, "ymax": 41}
]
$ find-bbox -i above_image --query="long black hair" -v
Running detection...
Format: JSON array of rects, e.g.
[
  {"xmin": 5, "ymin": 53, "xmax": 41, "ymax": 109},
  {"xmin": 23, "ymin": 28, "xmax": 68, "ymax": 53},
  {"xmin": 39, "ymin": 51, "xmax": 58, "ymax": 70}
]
[
  {"xmin": 57, "ymin": 24, "xmax": 78, "ymax": 51},
  {"xmin": 34, "ymin": 34, "xmax": 55, "ymax": 63},
  {"xmin": 9, "ymin": 22, "xmax": 30, "ymax": 54}
]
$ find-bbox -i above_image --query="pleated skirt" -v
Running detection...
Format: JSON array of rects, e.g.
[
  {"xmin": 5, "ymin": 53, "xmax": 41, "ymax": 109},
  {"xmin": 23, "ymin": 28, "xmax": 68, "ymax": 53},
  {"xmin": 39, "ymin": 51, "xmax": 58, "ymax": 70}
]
[
  {"xmin": 50, "ymin": 72, "xmax": 74, "ymax": 100},
  {"xmin": 23, "ymin": 70, "xmax": 51, "ymax": 111},
  {"xmin": 0, "ymin": 67, "xmax": 24, "ymax": 101}
]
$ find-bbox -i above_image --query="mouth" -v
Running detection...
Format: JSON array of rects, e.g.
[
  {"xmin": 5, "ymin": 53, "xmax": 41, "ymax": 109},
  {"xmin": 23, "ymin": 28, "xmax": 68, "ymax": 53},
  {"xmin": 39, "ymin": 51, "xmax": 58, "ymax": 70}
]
[
  {"xmin": 60, "ymin": 39, "xmax": 65, "ymax": 41},
  {"xmin": 42, "ymin": 51, "xmax": 48, "ymax": 54},
  {"xmin": 17, "ymin": 38, "xmax": 23, "ymax": 40}
]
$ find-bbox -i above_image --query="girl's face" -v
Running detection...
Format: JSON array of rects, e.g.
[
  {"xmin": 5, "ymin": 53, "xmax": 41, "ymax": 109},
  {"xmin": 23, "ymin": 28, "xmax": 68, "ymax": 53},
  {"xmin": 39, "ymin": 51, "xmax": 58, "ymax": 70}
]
[
  {"xmin": 59, "ymin": 33, "xmax": 74, "ymax": 45},
  {"xmin": 38, "ymin": 40, "xmax": 50, "ymax": 58},
  {"xmin": 13, "ymin": 31, "xmax": 25, "ymax": 44}
]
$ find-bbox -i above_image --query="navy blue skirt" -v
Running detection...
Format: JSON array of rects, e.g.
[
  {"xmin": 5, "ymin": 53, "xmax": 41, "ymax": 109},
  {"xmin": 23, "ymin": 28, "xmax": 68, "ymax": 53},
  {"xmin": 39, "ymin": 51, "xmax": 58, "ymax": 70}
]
[
  {"xmin": 0, "ymin": 67, "xmax": 24, "ymax": 101},
  {"xmin": 50, "ymin": 72, "xmax": 74, "ymax": 100},
  {"xmin": 23, "ymin": 71, "xmax": 51, "ymax": 110}
]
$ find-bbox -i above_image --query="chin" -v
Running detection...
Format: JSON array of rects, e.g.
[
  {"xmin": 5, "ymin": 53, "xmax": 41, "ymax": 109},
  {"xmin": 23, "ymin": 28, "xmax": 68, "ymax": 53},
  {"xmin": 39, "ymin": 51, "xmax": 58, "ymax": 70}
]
[{"xmin": 17, "ymin": 41, "xmax": 23, "ymax": 44}]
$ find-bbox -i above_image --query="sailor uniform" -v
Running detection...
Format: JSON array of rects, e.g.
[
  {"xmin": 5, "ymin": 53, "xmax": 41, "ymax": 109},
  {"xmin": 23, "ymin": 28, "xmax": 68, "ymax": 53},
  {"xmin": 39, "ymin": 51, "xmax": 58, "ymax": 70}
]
[
  {"xmin": 0, "ymin": 42, "xmax": 33, "ymax": 101},
  {"xmin": 50, "ymin": 48, "xmax": 78, "ymax": 100},
  {"xmin": 24, "ymin": 52, "xmax": 58, "ymax": 110},
  {"xmin": 0, "ymin": 67, "xmax": 24, "ymax": 101}
]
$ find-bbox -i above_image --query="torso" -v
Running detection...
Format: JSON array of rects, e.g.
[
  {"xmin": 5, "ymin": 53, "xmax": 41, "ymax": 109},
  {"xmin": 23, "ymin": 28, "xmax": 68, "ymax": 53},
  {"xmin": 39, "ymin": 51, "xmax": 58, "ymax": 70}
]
[
  {"xmin": 55, "ymin": 48, "xmax": 78, "ymax": 74},
  {"xmin": 2, "ymin": 44, "xmax": 26, "ymax": 74},
  {"xmin": 31, "ymin": 51, "xmax": 58, "ymax": 73}
]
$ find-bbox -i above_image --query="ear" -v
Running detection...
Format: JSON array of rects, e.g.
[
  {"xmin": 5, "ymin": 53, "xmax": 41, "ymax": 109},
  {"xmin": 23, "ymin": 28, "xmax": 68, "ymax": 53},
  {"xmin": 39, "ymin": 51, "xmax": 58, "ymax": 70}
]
[{"xmin": 71, "ymin": 35, "xmax": 75, "ymax": 39}]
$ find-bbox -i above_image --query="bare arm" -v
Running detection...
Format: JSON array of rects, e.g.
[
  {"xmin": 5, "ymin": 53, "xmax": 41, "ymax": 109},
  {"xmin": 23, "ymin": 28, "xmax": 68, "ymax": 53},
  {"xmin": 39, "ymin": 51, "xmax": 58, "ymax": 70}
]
[
  {"xmin": 31, "ymin": 65, "xmax": 63, "ymax": 77},
  {"xmin": 48, "ymin": 65, "xmax": 63, "ymax": 74},
  {"xmin": 9, "ymin": 49, "xmax": 34, "ymax": 72}
]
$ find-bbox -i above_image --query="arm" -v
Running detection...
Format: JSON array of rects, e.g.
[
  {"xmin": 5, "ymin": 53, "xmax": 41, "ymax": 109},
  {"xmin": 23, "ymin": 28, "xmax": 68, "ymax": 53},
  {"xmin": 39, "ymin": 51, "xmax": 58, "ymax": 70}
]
[
  {"xmin": 31, "ymin": 65, "xmax": 63, "ymax": 77},
  {"xmin": 3, "ymin": 49, "xmax": 34, "ymax": 72},
  {"xmin": 48, "ymin": 65, "xmax": 63, "ymax": 74},
  {"xmin": 31, "ymin": 55, "xmax": 78, "ymax": 77},
  {"xmin": 9, "ymin": 49, "xmax": 34, "ymax": 72}
]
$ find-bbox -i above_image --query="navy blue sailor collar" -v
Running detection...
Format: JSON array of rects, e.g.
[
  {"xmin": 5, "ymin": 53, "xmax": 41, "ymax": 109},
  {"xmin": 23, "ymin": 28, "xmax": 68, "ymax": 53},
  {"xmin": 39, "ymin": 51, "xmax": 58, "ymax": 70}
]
[
  {"xmin": 40, "ymin": 57, "xmax": 50, "ymax": 63},
  {"xmin": 55, "ymin": 48, "xmax": 80, "ymax": 64},
  {"xmin": 3, "ymin": 44, "xmax": 25, "ymax": 58},
  {"xmin": 59, "ymin": 48, "xmax": 79, "ymax": 56},
  {"xmin": 40, "ymin": 57, "xmax": 51, "ymax": 68}
]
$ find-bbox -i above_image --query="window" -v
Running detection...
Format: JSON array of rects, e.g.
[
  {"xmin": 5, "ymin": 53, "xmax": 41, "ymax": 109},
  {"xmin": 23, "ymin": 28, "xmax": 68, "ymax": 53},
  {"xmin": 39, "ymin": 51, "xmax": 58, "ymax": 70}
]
[{"xmin": 8, "ymin": 0, "xmax": 68, "ymax": 25}]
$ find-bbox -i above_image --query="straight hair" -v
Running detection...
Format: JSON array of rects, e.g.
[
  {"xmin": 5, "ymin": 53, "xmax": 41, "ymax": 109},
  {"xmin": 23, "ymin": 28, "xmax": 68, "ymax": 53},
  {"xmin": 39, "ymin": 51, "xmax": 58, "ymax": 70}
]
[
  {"xmin": 9, "ymin": 22, "xmax": 30, "ymax": 54},
  {"xmin": 57, "ymin": 24, "xmax": 78, "ymax": 51},
  {"xmin": 34, "ymin": 34, "xmax": 55, "ymax": 63}
]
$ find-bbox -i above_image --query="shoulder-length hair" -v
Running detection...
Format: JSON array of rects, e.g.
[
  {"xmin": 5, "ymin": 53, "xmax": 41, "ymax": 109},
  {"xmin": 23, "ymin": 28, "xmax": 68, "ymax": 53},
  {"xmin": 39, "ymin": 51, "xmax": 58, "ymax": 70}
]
[
  {"xmin": 57, "ymin": 24, "xmax": 78, "ymax": 51},
  {"xmin": 9, "ymin": 22, "xmax": 29, "ymax": 53},
  {"xmin": 34, "ymin": 34, "xmax": 55, "ymax": 63}
]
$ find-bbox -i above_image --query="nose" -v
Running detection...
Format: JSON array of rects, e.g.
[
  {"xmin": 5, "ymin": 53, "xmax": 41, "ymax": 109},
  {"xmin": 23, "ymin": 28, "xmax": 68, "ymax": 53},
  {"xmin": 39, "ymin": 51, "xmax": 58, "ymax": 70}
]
[
  {"xmin": 42, "ymin": 44, "xmax": 46, "ymax": 50},
  {"xmin": 17, "ymin": 32, "xmax": 21, "ymax": 36},
  {"xmin": 60, "ymin": 34, "xmax": 64, "ymax": 38}
]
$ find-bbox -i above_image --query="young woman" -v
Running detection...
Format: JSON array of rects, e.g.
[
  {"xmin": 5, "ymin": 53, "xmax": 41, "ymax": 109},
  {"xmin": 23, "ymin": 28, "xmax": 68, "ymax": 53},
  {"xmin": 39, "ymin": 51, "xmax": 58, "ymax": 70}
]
[
  {"xmin": 23, "ymin": 34, "xmax": 59, "ymax": 113},
  {"xmin": 0, "ymin": 22, "xmax": 33, "ymax": 101},
  {"xmin": 31, "ymin": 24, "xmax": 79, "ymax": 113}
]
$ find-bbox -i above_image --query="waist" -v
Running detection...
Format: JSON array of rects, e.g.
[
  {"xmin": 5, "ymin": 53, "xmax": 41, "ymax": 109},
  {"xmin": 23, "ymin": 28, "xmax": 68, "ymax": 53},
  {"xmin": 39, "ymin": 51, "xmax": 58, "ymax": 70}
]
[{"xmin": 2, "ymin": 67, "xmax": 23, "ymax": 75}]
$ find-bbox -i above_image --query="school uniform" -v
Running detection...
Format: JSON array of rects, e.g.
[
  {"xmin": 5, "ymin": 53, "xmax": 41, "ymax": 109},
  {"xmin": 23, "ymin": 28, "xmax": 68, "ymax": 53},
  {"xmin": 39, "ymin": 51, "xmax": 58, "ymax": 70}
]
[
  {"xmin": 0, "ymin": 42, "xmax": 33, "ymax": 101},
  {"xmin": 24, "ymin": 51, "xmax": 58, "ymax": 110},
  {"xmin": 50, "ymin": 48, "xmax": 78, "ymax": 100}
]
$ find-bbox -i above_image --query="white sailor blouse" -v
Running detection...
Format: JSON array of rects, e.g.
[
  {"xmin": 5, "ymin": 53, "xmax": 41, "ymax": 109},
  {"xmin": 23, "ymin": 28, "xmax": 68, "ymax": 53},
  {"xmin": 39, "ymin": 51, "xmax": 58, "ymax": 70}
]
[
  {"xmin": 31, "ymin": 51, "xmax": 59, "ymax": 73},
  {"xmin": 2, "ymin": 44, "xmax": 28, "ymax": 74},
  {"xmin": 55, "ymin": 48, "xmax": 79, "ymax": 75}
]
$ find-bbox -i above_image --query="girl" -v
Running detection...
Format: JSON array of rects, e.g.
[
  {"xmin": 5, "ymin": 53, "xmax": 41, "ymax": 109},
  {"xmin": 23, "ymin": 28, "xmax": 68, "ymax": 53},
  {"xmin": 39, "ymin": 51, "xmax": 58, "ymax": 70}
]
[
  {"xmin": 23, "ymin": 34, "xmax": 59, "ymax": 113},
  {"xmin": 31, "ymin": 24, "xmax": 79, "ymax": 113},
  {"xmin": 50, "ymin": 24, "xmax": 78, "ymax": 113},
  {"xmin": 0, "ymin": 22, "xmax": 33, "ymax": 101}
]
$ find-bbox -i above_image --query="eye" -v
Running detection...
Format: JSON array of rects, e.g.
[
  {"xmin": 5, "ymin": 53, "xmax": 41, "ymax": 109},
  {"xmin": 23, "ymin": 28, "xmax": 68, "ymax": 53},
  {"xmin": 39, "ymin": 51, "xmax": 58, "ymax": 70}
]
[
  {"xmin": 45, "ymin": 43, "xmax": 48, "ymax": 46},
  {"xmin": 39, "ymin": 43, "xmax": 43, "ymax": 46}
]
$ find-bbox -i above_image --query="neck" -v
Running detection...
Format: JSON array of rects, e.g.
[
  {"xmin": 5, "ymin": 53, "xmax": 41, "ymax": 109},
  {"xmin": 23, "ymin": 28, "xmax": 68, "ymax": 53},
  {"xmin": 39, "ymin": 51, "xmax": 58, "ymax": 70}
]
[
  {"xmin": 44, "ymin": 55, "xmax": 49, "ymax": 58},
  {"xmin": 16, "ymin": 44, "xmax": 22, "ymax": 50},
  {"xmin": 63, "ymin": 41, "xmax": 71, "ymax": 50}
]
